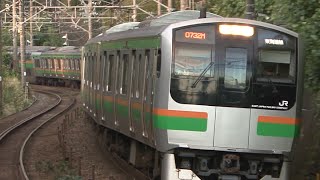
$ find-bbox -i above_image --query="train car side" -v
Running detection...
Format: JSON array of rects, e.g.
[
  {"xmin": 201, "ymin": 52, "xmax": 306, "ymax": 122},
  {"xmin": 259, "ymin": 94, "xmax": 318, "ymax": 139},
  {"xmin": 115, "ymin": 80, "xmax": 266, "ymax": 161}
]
[{"xmin": 31, "ymin": 46, "xmax": 81, "ymax": 88}]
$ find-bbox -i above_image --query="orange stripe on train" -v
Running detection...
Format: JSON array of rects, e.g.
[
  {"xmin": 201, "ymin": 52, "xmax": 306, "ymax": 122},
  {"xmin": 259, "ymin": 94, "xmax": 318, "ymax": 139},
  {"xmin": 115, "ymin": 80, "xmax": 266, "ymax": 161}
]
[{"xmin": 258, "ymin": 116, "xmax": 299, "ymax": 125}]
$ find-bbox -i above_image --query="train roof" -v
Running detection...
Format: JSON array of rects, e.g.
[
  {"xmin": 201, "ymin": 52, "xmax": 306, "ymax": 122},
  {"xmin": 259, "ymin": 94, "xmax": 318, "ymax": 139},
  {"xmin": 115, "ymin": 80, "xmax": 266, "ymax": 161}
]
[
  {"xmin": 138, "ymin": 10, "xmax": 221, "ymax": 28},
  {"xmin": 86, "ymin": 10, "xmax": 221, "ymax": 45},
  {"xmin": 85, "ymin": 11, "xmax": 298, "ymax": 46},
  {"xmin": 4, "ymin": 46, "xmax": 53, "ymax": 54},
  {"xmin": 40, "ymin": 46, "xmax": 81, "ymax": 55}
]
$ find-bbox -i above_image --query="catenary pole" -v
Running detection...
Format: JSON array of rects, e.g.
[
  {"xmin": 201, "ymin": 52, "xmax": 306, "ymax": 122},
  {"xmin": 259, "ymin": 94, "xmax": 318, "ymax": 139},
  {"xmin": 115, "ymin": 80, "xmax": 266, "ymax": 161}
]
[
  {"xmin": 19, "ymin": 0, "xmax": 26, "ymax": 86},
  {"xmin": 246, "ymin": 0, "xmax": 255, "ymax": 20},
  {"xmin": 133, "ymin": 0, "xmax": 137, "ymax": 21},
  {"xmin": 180, "ymin": 0, "xmax": 188, "ymax": 10},
  {"xmin": 13, "ymin": 0, "xmax": 18, "ymax": 71},
  {"xmin": 157, "ymin": 0, "xmax": 162, "ymax": 15},
  {"xmin": 168, "ymin": 0, "xmax": 172, "ymax": 12},
  {"xmin": 0, "ymin": 0, "xmax": 3, "ymax": 115},
  {"xmin": 88, "ymin": 0, "xmax": 93, "ymax": 39},
  {"xmin": 29, "ymin": 0, "xmax": 33, "ymax": 46}
]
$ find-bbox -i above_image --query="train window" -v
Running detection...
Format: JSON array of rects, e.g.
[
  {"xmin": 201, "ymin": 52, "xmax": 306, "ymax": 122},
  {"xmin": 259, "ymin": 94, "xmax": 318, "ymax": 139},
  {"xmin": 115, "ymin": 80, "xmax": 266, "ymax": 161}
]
[
  {"xmin": 174, "ymin": 44, "xmax": 213, "ymax": 77},
  {"xmin": 49, "ymin": 59, "xmax": 53, "ymax": 69},
  {"xmin": 135, "ymin": 54, "xmax": 142, "ymax": 98},
  {"xmin": 156, "ymin": 49, "xmax": 161, "ymax": 78},
  {"xmin": 102, "ymin": 53, "xmax": 108, "ymax": 91},
  {"xmin": 34, "ymin": 59, "xmax": 40, "ymax": 68},
  {"xmin": 144, "ymin": 51, "xmax": 151, "ymax": 99},
  {"xmin": 257, "ymin": 50, "xmax": 295, "ymax": 83},
  {"xmin": 71, "ymin": 59, "xmax": 75, "ymax": 70},
  {"xmin": 107, "ymin": 55, "xmax": 114, "ymax": 92},
  {"xmin": 224, "ymin": 48, "xmax": 248, "ymax": 90},
  {"xmin": 56, "ymin": 59, "xmax": 61, "ymax": 69},
  {"xmin": 64, "ymin": 59, "xmax": 67, "ymax": 69},
  {"xmin": 131, "ymin": 52, "xmax": 136, "ymax": 98},
  {"xmin": 120, "ymin": 54, "xmax": 129, "ymax": 95},
  {"xmin": 44, "ymin": 59, "xmax": 48, "ymax": 68},
  {"xmin": 75, "ymin": 59, "xmax": 80, "ymax": 70}
]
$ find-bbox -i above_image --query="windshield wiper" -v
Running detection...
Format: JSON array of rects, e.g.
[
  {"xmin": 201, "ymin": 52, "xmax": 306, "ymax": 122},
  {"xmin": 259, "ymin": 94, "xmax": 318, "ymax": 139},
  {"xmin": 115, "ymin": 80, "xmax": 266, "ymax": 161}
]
[{"xmin": 191, "ymin": 62, "xmax": 214, "ymax": 88}]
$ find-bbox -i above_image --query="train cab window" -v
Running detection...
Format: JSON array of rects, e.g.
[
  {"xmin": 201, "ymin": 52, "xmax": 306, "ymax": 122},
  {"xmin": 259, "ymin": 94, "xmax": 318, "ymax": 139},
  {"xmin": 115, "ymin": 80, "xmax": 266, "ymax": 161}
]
[
  {"xmin": 119, "ymin": 54, "xmax": 129, "ymax": 95},
  {"xmin": 171, "ymin": 24, "xmax": 216, "ymax": 106},
  {"xmin": 224, "ymin": 48, "xmax": 248, "ymax": 90},
  {"xmin": 174, "ymin": 45, "xmax": 213, "ymax": 77},
  {"xmin": 257, "ymin": 50, "xmax": 295, "ymax": 83},
  {"xmin": 256, "ymin": 28, "xmax": 296, "ymax": 84}
]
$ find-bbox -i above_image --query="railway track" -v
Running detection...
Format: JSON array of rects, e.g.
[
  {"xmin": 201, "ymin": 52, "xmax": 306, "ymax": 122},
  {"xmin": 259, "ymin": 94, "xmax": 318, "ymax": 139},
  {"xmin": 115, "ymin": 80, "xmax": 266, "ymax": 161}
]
[{"xmin": 0, "ymin": 88, "xmax": 76, "ymax": 180}]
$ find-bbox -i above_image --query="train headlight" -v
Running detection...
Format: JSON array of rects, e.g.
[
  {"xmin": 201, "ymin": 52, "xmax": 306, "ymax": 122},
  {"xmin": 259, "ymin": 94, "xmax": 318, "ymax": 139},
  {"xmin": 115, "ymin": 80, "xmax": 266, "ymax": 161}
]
[{"xmin": 219, "ymin": 24, "xmax": 254, "ymax": 37}]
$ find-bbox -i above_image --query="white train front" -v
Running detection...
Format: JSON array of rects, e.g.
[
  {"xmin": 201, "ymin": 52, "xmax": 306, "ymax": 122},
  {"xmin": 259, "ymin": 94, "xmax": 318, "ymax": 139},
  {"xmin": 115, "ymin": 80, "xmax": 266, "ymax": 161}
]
[{"xmin": 82, "ymin": 11, "xmax": 303, "ymax": 180}]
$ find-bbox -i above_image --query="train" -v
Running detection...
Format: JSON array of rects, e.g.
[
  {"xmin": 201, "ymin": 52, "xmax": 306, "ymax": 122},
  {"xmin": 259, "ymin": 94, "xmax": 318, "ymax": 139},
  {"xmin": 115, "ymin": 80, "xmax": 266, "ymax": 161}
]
[
  {"xmin": 81, "ymin": 10, "xmax": 303, "ymax": 180},
  {"xmin": 5, "ymin": 46, "xmax": 82, "ymax": 88}
]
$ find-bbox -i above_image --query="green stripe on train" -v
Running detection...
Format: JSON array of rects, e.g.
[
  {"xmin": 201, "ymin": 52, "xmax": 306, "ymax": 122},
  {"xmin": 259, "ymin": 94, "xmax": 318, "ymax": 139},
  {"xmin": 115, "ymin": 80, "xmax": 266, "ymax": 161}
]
[
  {"xmin": 101, "ymin": 37, "xmax": 160, "ymax": 49},
  {"xmin": 257, "ymin": 122, "xmax": 299, "ymax": 138},
  {"xmin": 153, "ymin": 115, "xmax": 207, "ymax": 132},
  {"xmin": 32, "ymin": 55, "xmax": 81, "ymax": 58},
  {"xmin": 95, "ymin": 95, "xmax": 207, "ymax": 132}
]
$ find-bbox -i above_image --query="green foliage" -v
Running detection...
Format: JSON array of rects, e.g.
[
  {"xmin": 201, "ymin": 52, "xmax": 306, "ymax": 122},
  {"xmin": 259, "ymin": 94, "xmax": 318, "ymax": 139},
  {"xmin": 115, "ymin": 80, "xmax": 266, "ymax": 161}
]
[
  {"xmin": 271, "ymin": 0, "xmax": 320, "ymax": 91},
  {"xmin": 33, "ymin": 25, "xmax": 64, "ymax": 46},
  {"xmin": 1, "ymin": 76, "xmax": 30, "ymax": 117},
  {"xmin": 208, "ymin": 0, "xmax": 246, "ymax": 17},
  {"xmin": 2, "ymin": 52, "xmax": 12, "ymax": 68},
  {"xmin": 1, "ymin": 28, "xmax": 14, "ymax": 46}
]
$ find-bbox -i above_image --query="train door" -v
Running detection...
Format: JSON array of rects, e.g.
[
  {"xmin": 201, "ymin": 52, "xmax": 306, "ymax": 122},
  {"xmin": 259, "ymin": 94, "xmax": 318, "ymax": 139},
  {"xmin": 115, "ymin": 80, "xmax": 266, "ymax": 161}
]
[
  {"xmin": 143, "ymin": 50, "xmax": 155, "ymax": 142},
  {"xmin": 214, "ymin": 39, "xmax": 253, "ymax": 149},
  {"xmin": 129, "ymin": 51, "xmax": 136, "ymax": 133},
  {"xmin": 112, "ymin": 51, "xmax": 120, "ymax": 127},
  {"xmin": 103, "ymin": 51, "xmax": 116, "ymax": 126},
  {"xmin": 130, "ymin": 51, "xmax": 143, "ymax": 137},
  {"xmin": 116, "ymin": 50, "xmax": 131, "ymax": 132}
]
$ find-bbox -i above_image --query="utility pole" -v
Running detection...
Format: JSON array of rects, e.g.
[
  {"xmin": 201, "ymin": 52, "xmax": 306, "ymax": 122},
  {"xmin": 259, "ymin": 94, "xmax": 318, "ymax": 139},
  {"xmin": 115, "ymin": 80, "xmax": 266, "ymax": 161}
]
[
  {"xmin": 19, "ymin": 0, "xmax": 26, "ymax": 86},
  {"xmin": 168, "ymin": 0, "xmax": 172, "ymax": 12},
  {"xmin": 157, "ymin": 0, "xmax": 162, "ymax": 16},
  {"xmin": 246, "ymin": 0, "xmax": 255, "ymax": 20},
  {"xmin": 13, "ymin": 0, "xmax": 18, "ymax": 71},
  {"xmin": 181, "ymin": 0, "xmax": 188, "ymax": 10},
  {"xmin": 29, "ymin": 0, "xmax": 33, "ymax": 46},
  {"xmin": 88, "ymin": 0, "xmax": 93, "ymax": 39},
  {"xmin": 133, "ymin": 0, "xmax": 137, "ymax": 21},
  {"xmin": 0, "ymin": 0, "xmax": 3, "ymax": 115}
]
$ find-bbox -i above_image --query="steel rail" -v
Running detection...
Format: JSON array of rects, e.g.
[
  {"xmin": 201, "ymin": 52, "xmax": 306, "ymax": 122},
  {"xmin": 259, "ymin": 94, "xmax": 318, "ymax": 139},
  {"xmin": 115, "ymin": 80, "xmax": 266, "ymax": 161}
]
[
  {"xmin": 0, "ymin": 90, "xmax": 60, "ymax": 142},
  {"xmin": 20, "ymin": 94, "xmax": 76, "ymax": 180}
]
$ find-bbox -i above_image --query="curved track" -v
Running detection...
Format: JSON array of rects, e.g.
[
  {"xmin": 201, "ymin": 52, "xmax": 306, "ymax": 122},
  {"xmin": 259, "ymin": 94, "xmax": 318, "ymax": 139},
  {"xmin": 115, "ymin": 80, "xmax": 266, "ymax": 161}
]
[{"xmin": 0, "ymin": 88, "xmax": 76, "ymax": 180}]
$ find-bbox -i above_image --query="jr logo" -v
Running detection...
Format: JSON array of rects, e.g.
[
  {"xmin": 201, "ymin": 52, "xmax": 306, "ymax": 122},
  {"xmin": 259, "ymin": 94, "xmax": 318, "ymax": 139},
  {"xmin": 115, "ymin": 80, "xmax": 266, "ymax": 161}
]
[{"xmin": 279, "ymin": 100, "xmax": 289, "ymax": 107}]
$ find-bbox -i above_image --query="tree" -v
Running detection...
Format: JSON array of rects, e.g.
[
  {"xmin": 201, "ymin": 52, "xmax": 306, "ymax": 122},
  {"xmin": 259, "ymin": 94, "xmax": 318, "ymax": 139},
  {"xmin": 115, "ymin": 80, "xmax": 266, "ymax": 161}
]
[{"xmin": 272, "ymin": 0, "xmax": 320, "ymax": 91}]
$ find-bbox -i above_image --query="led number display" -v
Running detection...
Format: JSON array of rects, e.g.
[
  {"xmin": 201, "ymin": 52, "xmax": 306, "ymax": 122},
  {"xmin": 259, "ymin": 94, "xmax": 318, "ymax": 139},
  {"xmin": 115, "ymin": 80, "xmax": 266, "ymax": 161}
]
[{"xmin": 184, "ymin": 31, "xmax": 206, "ymax": 40}]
